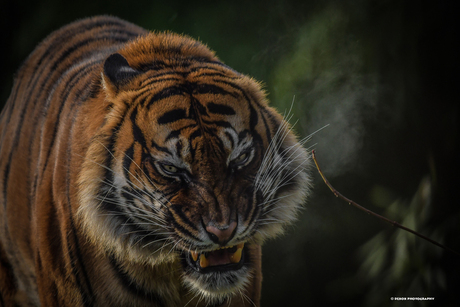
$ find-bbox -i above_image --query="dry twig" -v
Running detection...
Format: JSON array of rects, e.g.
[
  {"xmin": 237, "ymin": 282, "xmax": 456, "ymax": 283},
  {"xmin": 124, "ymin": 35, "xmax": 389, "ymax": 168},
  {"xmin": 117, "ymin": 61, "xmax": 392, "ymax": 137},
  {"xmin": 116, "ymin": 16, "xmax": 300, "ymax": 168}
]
[{"xmin": 311, "ymin": 149, "xmax": 460, "ymax": 257}]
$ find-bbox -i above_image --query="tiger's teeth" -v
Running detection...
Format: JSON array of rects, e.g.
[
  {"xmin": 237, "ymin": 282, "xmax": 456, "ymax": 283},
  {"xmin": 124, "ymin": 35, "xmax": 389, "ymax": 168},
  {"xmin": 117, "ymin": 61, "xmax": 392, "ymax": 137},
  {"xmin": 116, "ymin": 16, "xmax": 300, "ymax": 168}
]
[
  {"xmin": 230, "ymin": 243, "xmax": 244, "ymax": 263},
  {"xmin": 191, "ymin": 251, "xmax": 198, "ymax": 262},
  {"xmin": 199, "ymin": 254, "xmax": 209, "ymax": 268}
]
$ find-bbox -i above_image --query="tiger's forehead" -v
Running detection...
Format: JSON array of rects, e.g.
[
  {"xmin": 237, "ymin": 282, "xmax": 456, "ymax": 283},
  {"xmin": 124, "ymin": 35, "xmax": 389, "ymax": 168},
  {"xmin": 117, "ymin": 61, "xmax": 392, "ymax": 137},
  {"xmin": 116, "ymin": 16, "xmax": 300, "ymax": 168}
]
[
  {"xmin": 147, "ymin": 89, "xmax": 250, "ymax": 134},
  {"xmin": 137, "ymin": 90, "xmax": 255, "ymax": 166}
]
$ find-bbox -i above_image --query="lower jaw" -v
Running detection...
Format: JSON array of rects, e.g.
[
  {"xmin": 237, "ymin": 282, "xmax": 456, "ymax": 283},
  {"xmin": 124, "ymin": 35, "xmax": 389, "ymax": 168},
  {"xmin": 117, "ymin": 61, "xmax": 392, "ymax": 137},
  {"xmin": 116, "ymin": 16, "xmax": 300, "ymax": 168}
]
[
  {"xmin": 181, "ymin": 247, "xmax": 251, "ymax": 299},
  {"xmin": 183, "ymin": 265, "xmax": 251, "ymax": 301}
]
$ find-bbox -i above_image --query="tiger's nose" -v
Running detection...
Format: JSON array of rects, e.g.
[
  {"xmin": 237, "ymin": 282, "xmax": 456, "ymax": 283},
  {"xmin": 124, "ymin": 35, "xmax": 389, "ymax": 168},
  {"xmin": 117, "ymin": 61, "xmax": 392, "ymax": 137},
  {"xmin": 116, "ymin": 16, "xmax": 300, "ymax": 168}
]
[{"xmin": 205, "ymin": 221, "xmax": 237, "ymax": 245}]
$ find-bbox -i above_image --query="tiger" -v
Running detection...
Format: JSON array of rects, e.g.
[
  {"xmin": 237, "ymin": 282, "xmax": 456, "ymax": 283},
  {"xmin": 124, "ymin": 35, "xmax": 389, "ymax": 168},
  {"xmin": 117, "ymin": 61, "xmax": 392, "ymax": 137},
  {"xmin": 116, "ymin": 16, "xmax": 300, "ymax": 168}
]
[{"xmin": 0, "ymin": 16, "xmax": 310, "ymax": 306}]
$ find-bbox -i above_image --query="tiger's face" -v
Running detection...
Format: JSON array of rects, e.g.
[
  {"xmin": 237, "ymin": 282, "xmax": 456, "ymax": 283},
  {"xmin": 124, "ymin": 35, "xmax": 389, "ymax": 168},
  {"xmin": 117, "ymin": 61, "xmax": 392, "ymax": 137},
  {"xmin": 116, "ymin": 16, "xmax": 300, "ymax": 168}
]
[{"xmin": 78, "ymin": 33, "xmax": 310, "ymax": 304}]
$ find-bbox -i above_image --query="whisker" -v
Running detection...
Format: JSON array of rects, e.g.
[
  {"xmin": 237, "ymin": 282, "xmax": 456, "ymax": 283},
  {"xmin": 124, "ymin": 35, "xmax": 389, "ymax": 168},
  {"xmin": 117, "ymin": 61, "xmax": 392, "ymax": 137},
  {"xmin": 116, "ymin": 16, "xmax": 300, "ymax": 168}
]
[
  {"xmin": 258, "ymin": 193, "xmax": 294, "ymax": 209},
  {"xmin": 96, "ymin": 141, "xmax": 147, "ymax": 191},
  {"xmin": 99, "ymin": 140, "xmax": 174, "ymax": 208},
  {"xmin": 238, "ymin": 289, "xmax": 257, "ymax": 307},
  {"xmin": 259, "ymin": 194, "xmax": 296, "ymax": 214},
  {"xmin": 184, "ymin": 291, "xmax": 200, "ymax": 307},
  {"xmin": 152, "ymin": 240, "xmax": 176, "ymax": 256},
  {"xmin": 94, "ymin": 195, "xmax": 167, "ymax": 226},
  {"xmin": 142, "ymin": 237, "xmax": 172, "ymax": 249},
  {"xmin": 96, "ymin": 179, "xmax": 166, "ymax": 213},
  {"xmin": 78, "ymin": 142, "xmax": 172, "ymax": 210},
  {"xmin": 167, "ymin": 238, "xmax": 184, "ymax": 256}
]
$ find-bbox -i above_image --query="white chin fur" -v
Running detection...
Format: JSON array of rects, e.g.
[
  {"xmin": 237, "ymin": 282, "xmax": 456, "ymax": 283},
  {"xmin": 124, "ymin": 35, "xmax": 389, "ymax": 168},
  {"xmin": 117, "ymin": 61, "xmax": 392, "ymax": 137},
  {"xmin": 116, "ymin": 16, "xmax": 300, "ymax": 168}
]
[{"xmin": 183, "ymin": 266, "xmax": 251, "ymax": 304}]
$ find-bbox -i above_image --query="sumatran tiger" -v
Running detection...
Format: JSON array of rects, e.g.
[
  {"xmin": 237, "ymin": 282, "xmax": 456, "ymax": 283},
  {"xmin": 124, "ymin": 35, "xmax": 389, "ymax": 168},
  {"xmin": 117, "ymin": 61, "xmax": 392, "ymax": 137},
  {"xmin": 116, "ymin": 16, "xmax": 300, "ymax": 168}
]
[{"xmin": 0, "ymin": 16, "xmax": 310, "ymax": 306}]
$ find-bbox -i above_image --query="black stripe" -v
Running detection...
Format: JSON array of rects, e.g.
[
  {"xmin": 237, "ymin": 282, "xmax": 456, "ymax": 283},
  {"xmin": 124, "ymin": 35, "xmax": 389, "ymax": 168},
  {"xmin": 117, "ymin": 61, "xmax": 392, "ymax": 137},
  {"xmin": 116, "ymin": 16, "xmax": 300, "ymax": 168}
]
[
  {"xmin": 157, "ymin": 108, "xmax": 188, "ymax": 125},
  {"xmin": 0, "ymin": 76, "xmax": 22, "ymax": 145},
  {"xmin": 108, "ymin": 254, "xmax": 166, "ymax": 306},
  {"xmin": 103, "ymin": 114, "xmax": 126, "ymax": 195},
  {"xmin": 188, "ymin": 129, "xmax": 202, "ymax": 161},
  {"xmin": 214, "ymin": 78, "xmax": 275, "ymax": 146},
  {"xmin": 248, "ymin": 101, "xmax": 259, "ymax": 131},
  {"xmin": 121, "ymin": 189, "xmax": 135, "ymax": 204},
  {"xmin": 146, "ymin": 85, "xmax": 187, "ymax": 107},
  {"xmin": 97, "ymin": 190, "xmax": 166, "ymax": 249},
  {"xmin": 140, "ymin": 75, "xmax": 182, "ymax": 87},
  {"xmin": 0, "ymin": 243, "xmax": 15, "ymax": 305},
  {"xmin": 170, "ymin": 218, "xmax": 201, "ymax": 242},
  {"xmin": 49, "ymin": 34, "xmax": 129, "ymax": 76},
  {"xmin": 1, "ymin": 157, "xmax": 11, "ymax": 209},
  {"xmin": 258, "ymin": 107, "xmax": 276, "ymax": 147},
  {"xmin": 123, "ymin": 145, "xmax": 135, "ymax": 183},
  {"xmin": 189, "ymin": 127, "xmax": 202, "ymax": 143},
  {"xmin": 198, "ymin": 78, "xmax": 265, "ymax": 139},
  {"xmin": 138, "ymin": 58, "xmax": 223, "ymax": 72},
  {"xmin": 175, "ymin": 139, "xmax": 183, "ymax": 157},
  {"xmin": 193, "ymin": 83, "xmax": 236, "ymax": 97},
  {"xmin": 189, "ymin": 95, "xmax": 207, "ymax": 121},
  {"xmin": 66, "ymin": 227, "xmax": 95, "ymax": 306},
  {"xmin": 29, "ymin": 60, "xmax": 98, "ymax": 205},
  {"xmin": 66, "ymin": 157, "xmax": 95, "ymax": 305},
  {"xmin": 98, "ymin": 193, "xmax": 124, "ymax": 216},
  {"xmin": 201, "ymin": 119, "xmax": 233, "ymax": 129},
  {"xmin": 206, "ymin": 102, "xmax": 236, "ymax": 116},
  {"xmin": 165, "ymin": 124, "xmax": 196, "ymax": 142},
  {"xmin": 28, "ymin": 18, "xmax": 132, "ymax": 84},
  {"xmin": 130, "ymin": 108, "xmax": 148, "ymax": 148},
  {"xmin": 151, "ymin": 139, "xmax": 172, "ymax": 155},
  {"xmin": 65, "ymin": 97, "xmax": 96, "ymax": 305},
  {"xmin": 25, "ymin": 22, "xmax": 137, "ymax": 119},
  {"xmin": 38, "ymin": 63, "xmax": 96, "ymax": 188},
  {"xmin": 207, "ymin": 78, "xmax": 251, "ymax": 100},
  {"xmin": 169, "ymin": 204, "xmax": 199, "ymax": 232},
  {"xmin": 203, "ymin": 78, "xmax": 264, "ymax": 129},
  {"xmin": 8, "ymin": 26, "xmax": 132, "ymax": 171},
  {"xmin": 189, "ymin": 61, "xmax": 239, "ymax": 75},
  {"xmin": 193, "ymin": 71, "xmax": 239, "ymax": 79},
  {"xmin": 244, "ymin": 189, "xmax": 259, "ymax": 224},
  {"xmin": 36, "ymin": 29, "xmax": 134, "ymax": 104},
  {"xmin": 236, "ymin": 130, "xmax": 246, "ymax": 141}
]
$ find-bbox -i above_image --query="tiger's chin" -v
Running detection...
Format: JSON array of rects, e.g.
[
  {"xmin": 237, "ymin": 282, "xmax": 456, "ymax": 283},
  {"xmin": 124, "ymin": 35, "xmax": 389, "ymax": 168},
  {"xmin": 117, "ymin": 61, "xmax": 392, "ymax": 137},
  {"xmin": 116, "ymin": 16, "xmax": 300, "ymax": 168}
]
[{"xmin": 180, "ymin": 243, "xmax": 252, "ymax": 304}]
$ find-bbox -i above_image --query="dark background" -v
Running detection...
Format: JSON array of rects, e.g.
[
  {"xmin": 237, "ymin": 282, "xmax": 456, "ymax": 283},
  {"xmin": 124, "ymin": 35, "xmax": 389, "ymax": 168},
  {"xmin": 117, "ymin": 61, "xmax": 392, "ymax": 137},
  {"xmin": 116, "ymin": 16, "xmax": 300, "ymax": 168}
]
[{"xmin": 1, "ymin": 0, "xmax": 458, "ymax": 306}]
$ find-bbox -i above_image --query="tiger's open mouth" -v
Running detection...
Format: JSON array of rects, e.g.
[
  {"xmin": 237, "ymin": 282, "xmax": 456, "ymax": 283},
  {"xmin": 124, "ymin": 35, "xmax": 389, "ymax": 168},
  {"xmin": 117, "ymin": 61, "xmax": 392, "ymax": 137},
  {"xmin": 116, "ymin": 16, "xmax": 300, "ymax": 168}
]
[
  {"xmin": 180, "ymin": 242, "xmax": 251, "ymax": 301},
  {"xmin": 185, "ymin": 243, "xmax": 246, "ymax": 273}
]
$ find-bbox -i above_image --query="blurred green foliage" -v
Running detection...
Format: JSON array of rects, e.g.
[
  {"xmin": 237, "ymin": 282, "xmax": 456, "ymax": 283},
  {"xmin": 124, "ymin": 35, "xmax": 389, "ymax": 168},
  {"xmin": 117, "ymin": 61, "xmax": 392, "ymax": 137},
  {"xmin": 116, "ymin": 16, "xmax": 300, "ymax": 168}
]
[
  {"xmin": 360, "ymin": 177, "xmax": 449, "ymax": 307},
  {"xmin": 1, "ymin": 0, "xmax": 458, "ymax": 306}
]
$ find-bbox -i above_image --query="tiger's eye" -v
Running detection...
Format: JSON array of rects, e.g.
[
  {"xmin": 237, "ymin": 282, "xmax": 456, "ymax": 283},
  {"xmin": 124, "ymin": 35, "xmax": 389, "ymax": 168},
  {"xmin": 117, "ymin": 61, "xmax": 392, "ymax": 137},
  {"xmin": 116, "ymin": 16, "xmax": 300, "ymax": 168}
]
[
  {"xmin": 233, "ymin": 153, "xmax": 248, "ymax": 164},
  {"xmin": 163, "ymin": 164, "xmax": 179, "ymax": 173}
]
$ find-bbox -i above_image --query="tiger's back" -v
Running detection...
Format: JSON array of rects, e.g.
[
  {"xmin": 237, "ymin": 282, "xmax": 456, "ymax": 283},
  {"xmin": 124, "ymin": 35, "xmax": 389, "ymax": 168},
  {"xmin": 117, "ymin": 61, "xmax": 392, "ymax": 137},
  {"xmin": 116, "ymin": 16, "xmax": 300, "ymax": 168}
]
[
  {"xmin": 0, "ymin": 16, "xmax": 310, "ymax": 306},
  {"xmin": 0, "ymin": 16, "xmax": 149, "ymax": 305}
]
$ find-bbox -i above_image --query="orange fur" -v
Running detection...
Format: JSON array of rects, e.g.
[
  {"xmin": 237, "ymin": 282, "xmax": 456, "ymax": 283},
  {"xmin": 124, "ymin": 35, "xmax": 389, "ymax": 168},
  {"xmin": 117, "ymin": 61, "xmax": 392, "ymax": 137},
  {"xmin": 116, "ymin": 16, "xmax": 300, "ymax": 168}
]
[{"xmin": 0, "ymin": 16, "xmax": 309, "ymax": 306}]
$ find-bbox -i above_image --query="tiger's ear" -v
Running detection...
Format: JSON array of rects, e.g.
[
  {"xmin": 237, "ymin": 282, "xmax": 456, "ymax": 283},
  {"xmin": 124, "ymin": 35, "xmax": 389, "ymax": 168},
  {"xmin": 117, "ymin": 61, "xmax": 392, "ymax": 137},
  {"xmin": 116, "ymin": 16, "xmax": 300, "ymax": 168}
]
[{"xmin": 102, "ymin": 53, "xmax": 139, "ymax": 94}]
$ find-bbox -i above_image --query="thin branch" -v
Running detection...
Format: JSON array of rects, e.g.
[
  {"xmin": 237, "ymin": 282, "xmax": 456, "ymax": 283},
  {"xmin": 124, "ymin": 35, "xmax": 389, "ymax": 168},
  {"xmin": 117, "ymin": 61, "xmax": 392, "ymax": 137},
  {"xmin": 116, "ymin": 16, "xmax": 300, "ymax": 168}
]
[{"xmin": 311, "ymin": 149, "xmax": 460, "ymax": 257}]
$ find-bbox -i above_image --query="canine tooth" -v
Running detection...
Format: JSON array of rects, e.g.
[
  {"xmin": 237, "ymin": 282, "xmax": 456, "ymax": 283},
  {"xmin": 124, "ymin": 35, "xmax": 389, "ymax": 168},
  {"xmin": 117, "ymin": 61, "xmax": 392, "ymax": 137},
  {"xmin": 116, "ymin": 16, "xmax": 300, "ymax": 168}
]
[
  {"xmin": 191, "ymin": 251, "xmax": 198, "ymax": 262},
  {"xmin": 230, "ymin": 244, "xmax": 244, "ymax": 263},
  {"xmin": 230, "ymin": 248, "xmax": 242, "ymax": 263},
  {"xmin": 199, "ymin": 254, "xmax": 209, "ymax": 268}
]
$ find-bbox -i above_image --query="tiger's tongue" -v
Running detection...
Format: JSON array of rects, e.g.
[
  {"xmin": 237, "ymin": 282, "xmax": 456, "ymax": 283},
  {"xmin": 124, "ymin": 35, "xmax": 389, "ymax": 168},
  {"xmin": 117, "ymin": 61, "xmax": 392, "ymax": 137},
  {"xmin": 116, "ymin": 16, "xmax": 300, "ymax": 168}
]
[{"xmin": 206, "ymin": 249, "xmax": 232, "ymax": 266}]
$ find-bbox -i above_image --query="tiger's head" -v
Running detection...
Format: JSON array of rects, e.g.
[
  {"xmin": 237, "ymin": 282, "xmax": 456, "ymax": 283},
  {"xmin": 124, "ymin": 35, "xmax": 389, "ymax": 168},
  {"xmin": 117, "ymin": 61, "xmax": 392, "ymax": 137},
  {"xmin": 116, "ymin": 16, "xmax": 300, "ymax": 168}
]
[{"xmin": 78, "ymin": 32, "xmax": 310, "ymax": 303}]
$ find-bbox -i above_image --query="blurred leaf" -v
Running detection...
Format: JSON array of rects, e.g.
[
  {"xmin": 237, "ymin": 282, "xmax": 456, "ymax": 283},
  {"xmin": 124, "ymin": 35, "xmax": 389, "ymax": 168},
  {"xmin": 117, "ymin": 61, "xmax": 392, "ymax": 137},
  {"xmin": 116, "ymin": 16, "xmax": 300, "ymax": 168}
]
[{"xmin": 358, "ymin": 176, "xmax": 448, "ymax": 306}]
